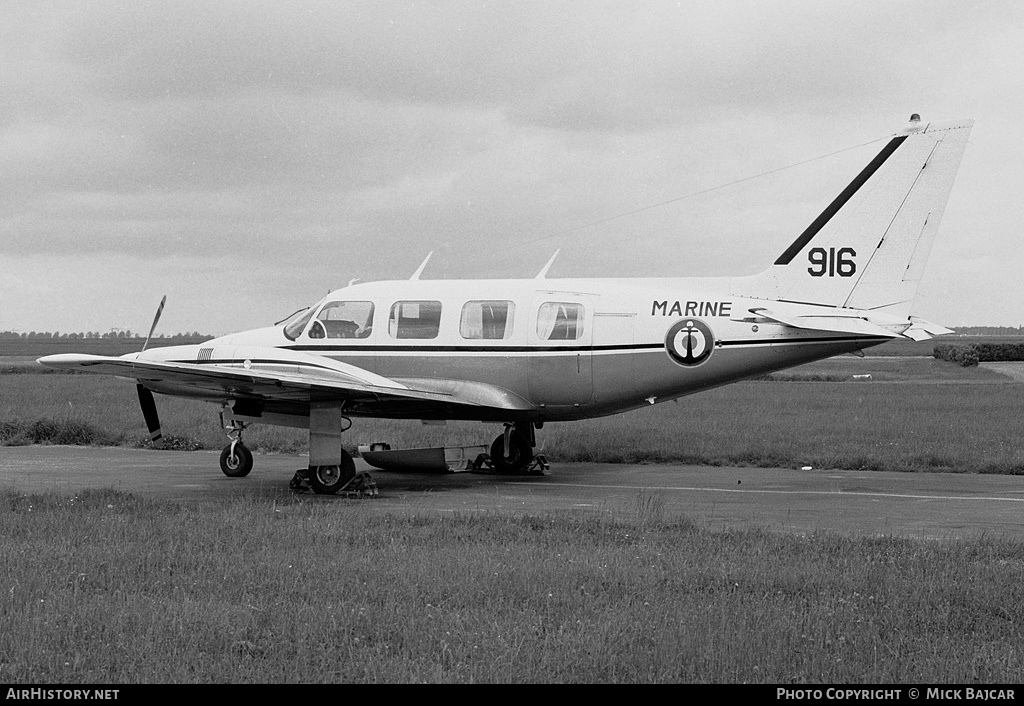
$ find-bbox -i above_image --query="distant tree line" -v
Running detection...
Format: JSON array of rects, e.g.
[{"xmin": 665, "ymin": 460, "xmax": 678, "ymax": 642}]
[
  {"xmin": 948, "ymin": 326, "xmax": 1024, "ymax": 336},
  {"xmin": 0, "ymin": 331, "xmax": 209, "ymax": 340},
  {"xmin": 0, "ymin": 332, "xmax": 214, "ymax": 357}
]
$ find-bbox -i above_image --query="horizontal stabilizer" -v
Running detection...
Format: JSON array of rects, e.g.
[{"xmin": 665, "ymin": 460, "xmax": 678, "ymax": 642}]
[
  {"xmin": 743, "ymin": 307, "xmax": 951, "ymax": 341},
  {"xmin": 902, "ymin": 317, "xmax": 954, "ymax": 341},
  {"xmin": 746, "ymin": 308, "xmax": 901, "ymax": 338}
]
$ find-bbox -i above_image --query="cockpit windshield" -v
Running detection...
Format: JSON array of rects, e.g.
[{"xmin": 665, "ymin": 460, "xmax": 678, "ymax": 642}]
[{"xmin": 282, "ymin": 306, "xmax": 317, "ymax": 341}]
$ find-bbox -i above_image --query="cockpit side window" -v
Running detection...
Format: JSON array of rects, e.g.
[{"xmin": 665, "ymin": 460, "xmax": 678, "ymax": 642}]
[{"xmin": 309, "ymin": 301, "xmax": 374, "ymax": 339}]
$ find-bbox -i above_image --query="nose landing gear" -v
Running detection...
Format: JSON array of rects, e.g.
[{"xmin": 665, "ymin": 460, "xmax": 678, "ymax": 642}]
[{"xmin": 219, "ymin": 414, "xmax": 253, "ymax": 478}]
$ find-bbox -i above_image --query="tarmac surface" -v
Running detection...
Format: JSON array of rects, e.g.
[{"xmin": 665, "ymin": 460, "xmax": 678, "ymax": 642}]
[{"xmin": 3, "ymin": 445, "xmax": 1024, "ymax": 541}]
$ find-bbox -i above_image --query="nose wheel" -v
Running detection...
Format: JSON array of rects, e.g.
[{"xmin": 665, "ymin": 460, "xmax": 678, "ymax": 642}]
[
  {"xmin": 220, "ymin": 443, "xmax": 253, "ymax": 477},
  {"xmin": 219, "ymin": 414, "xmax": 253, "ymax": 478}
]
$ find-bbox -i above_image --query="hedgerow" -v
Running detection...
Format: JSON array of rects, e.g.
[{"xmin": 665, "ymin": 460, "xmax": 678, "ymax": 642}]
[{"xmin": 934, "ymin": 342, "xmax": 1024, "ymax": 366}]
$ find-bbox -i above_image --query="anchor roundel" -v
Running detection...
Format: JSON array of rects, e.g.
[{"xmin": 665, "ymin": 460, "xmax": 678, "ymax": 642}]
[{"xmin": 665, "ymin": 318, "xmax": 715, "ymax": 367}]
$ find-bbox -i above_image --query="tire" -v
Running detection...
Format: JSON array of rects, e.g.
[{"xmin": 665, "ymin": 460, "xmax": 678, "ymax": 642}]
[
  {"xmin": 308, "ymin": 451, "xmax": 357, "ymax": 494},
  {"xmin": 220, "ymin": 443, "xmax": 254, "ymax": 477},
  {"xmin": 489, "ymin": 431, "xmax": 533, "ymax": 474}
]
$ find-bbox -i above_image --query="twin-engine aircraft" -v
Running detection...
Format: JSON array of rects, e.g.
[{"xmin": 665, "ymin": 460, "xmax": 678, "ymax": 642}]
[{"xmin": 40, "ymin": 116, "xmax": 973, "ymax": 494}]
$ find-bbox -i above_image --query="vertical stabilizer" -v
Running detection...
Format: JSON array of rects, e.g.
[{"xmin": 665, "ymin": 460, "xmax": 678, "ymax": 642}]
[{"xmin": 733, "ymin": 117, "xmax": 972, "ymax": 317}]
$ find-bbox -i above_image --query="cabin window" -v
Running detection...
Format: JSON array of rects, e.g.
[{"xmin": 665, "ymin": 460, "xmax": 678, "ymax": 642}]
[
  {"xmin": 460, "ymin": 301, "xmax": 514, "ymax": 340},
  {"xmin": 537, "ymin": 302, "xmax": 584, "ymax": 341},
  {"xmin": 283, "ymin": 307, "xmax": 316, "ymax": 341},
  {"xmin": 308, "ymin": 301, "xmax": 374, "ymax": 339},
  {"xmin": 389, "ymin": 300, "xmax": 442, "ymax": 339}
]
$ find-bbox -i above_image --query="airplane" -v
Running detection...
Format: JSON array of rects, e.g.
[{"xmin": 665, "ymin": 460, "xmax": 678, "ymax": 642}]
[{"xmin": 39, "ymin": 115, "xmax": 973, "ymax": 494}]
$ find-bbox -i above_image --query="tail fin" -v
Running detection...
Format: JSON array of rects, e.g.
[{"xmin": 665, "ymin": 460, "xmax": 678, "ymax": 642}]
[{"xmin": 734, "ymin": 117, "xmax": 973, "ymax": 319}]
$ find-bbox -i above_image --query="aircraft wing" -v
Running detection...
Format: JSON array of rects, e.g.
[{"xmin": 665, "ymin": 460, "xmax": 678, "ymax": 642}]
[{"xmin": 37, "ymin": 351, "xmax": 535, "ymax": 419}]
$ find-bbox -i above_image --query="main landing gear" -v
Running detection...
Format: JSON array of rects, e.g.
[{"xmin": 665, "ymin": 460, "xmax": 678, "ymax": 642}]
[
  {"xmin": 488, "ymin": 422, "xmax": 545, "ymax": 474},
  {"xmin": 290, "ymin": 459, "xmax": 378, "ymax": 497},
  {"xmin": 299, "ymin": 452, "xmax": 357, "ymax": 495},
  {"xmin": 296, "ymin": 402, "xmax": 376, "ymax": 496}
]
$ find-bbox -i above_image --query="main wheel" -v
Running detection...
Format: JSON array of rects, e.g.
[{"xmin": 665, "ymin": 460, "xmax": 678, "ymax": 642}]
[
  {"xmin": 308, "ymin": 451, "xmax": 357, "ymax": 494},
  {"xmin": 220, "ymin": 443, "xmax": 254, "ymax": 477},
  {"xmin": 489, "ymin": 431, "xmax": 533, "ymax": 474}
]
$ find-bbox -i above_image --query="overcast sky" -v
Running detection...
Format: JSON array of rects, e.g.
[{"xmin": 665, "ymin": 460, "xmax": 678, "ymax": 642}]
[{"xmin": 2, "ymin": 0, "xmax": 1021, "ymax": 335}]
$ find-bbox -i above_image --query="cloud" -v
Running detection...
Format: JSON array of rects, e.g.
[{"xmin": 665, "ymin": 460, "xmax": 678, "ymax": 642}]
[{"xmin": 1, "ymin": 0, "xmax": 1022, "ymax": 331}]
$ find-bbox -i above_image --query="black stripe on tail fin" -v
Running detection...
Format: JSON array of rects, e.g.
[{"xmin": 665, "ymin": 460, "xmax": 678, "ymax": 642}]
[{"xmin": 774, "ymin": 135, "xmax": 908, "ymax": 265}]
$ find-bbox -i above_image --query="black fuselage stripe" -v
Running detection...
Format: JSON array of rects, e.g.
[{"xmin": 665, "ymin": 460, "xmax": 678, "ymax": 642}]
[
  {"xmin": 169, "ymin": 358, "xmax": 343, "ymax": 372},
  {"xmin": 718, "ymin": 335, "xmax": 887, "ymax": 347},
  {"xmin": 285, "ymin": 344, "xmax": 598, "ymax": 353},
  {"xmin": 774, "ymin": 135, "xmax": 908, "ymax": 265}
]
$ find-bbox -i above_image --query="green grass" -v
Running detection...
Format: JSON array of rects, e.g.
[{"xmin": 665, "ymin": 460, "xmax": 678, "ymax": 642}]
[
  {"xmin": 0, "ymin": 358, "xmax": 68, "ymax": 375},
  {"xmin": 551, "ymin": 382, "xmax": 1024, "ymax": 472},
  {"xmin": 0, "ymin": 373, "xmax": 308, "ymax": 453},
  {"xmin": 1, "ymin": 489, "xmax": 1021, "ymax": 683},
  {"xmin": 756, "ymin": 356, "xmax": 1012, "ymax": 382},
  {"xmin": 0, "ymin": 417, "xmax": 121, "ymax": 447}
]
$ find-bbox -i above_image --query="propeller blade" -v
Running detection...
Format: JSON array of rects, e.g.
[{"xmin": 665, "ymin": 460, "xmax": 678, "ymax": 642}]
[
  {"xmin": 136, "ymin": 384, "xmax": 163, "ymax": 449},
  {"xmin": 142, "ymin": 295, "xmax": 166, "ymax": 352}
]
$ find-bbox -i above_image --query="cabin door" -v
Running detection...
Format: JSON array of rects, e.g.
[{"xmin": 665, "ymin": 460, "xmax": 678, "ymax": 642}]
[{"xmin": 527, "ymin": 294, "xmax": 593, "ymax": 407}]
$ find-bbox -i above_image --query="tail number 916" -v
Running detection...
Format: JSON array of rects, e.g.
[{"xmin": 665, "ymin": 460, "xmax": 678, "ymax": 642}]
[{"xmin": 808, "ymin": 247, "xmax": 856, "ymax": 277}]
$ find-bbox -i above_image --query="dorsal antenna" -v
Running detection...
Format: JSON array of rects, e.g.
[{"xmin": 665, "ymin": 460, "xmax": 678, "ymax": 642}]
[
  {"xmin": 534, "ymin": 250, "xmax": 560, "ymax": 279},
  {"xmin": 410, "ymin": 252, "xmax": 433, "ymax": 280}
]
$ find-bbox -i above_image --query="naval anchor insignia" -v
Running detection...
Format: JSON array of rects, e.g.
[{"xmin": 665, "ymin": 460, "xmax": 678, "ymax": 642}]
[{"xmin": 665, "ymin": 319, "xmax": 715, "ymax": 367}]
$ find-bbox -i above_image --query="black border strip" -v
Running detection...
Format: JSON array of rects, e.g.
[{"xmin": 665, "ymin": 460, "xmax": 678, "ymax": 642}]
[{"xmin": 773, "ymin": 135, "xmax": 908, "ymax": 265}]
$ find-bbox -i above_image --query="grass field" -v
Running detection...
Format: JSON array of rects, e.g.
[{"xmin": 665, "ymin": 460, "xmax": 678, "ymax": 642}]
[{"xmin": 2, "ymin": 489, "xmax": 1022, "ymax": 683}]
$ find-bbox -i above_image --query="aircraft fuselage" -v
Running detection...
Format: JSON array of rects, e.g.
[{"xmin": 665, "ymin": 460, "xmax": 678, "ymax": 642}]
[{"xmin": 138, "ymin": 276, "xmax": 886, "ymax": 424}]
